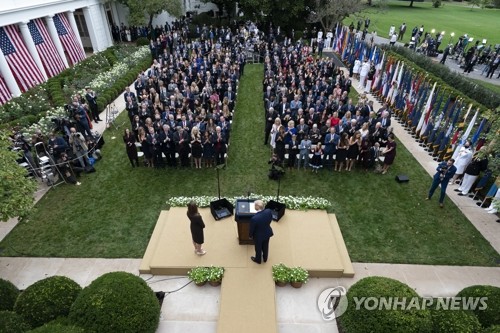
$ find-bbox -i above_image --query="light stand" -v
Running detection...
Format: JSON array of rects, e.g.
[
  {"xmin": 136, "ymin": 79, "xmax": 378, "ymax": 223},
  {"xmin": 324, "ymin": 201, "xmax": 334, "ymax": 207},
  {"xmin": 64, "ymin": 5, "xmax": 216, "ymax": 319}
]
[{"xmin": 209, "ymin": 164, "xmax": 234, "ymax": 220}]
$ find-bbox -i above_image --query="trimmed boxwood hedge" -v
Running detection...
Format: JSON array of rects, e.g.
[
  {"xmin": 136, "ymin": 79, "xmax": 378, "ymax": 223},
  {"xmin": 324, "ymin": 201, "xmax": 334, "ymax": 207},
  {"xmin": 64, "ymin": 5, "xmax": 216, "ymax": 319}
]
[
  {"xmin": 27, "ymin": 321, "xmax": 85, "ymax": 333},
  {"xmin": 483, "ymin": 325, "xmax": 500, "ymax": 333},
  {"xmin": 0, "ymin": 310, "xmax": 31, "ymax": 333},
  {"xmin": 69, "ymin": 271, "xmax": 160, "ymax": 333},
  {"xmin": 338, "ymin": 276, "xmax": 433, "ymax": 333},
  {"xmin": 431, "ymin": 308, "xmax": 481, "ymax": 333},
  {"xmin": 14, "ymin": 276, "xmax": 81, "ymax": 328},
  {"xmin": 0, "ymin": 279, "xmax": 20, "ymax": 311},
  {"xmin": 456, "ymin": 285, "xmax": 500, "ymax": 328}
]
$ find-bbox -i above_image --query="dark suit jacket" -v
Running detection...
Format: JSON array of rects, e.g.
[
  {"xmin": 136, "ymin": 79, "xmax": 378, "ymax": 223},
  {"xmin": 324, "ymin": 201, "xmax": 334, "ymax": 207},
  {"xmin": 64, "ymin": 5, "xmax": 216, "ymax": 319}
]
[
  {"xmin": 249, "ymin": 209, "xmax": 274, "ymax": 242},
  {"xmin": 433, "ymin": 162, "xmax": 457, "ymax": 184}
]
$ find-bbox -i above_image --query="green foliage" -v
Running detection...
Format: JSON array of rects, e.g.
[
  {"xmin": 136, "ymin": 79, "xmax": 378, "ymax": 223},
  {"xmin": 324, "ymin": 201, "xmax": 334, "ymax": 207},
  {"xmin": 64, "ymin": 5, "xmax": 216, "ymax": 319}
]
[
  {"xmin": 69, "ymin": 272, "xmax": 160, "ymax": 333},
  {"xmin": 339, "ymin": 276, "xmax": 433, "ymax": 333},
  {"xmin": 431, "ymin": 309, "xmax": 481, "ymax": 333},
  {"xmin": 26, "ymin": 319, "xmax": 85, "ymax": 333},
  {"xmin": 0, "ymin": 132, "xmax": 38, "ymax": 222},
  {"xmin": 483, "ymin": 325, "xmax": 500, "ymax": 333},
  {"xmin": 118, "ymin": 0, "xmax": 182, "ymax": 26},
  {"xmin": 0, "ymin": 279, "xmax": 20, "ymax": 311},
  {"xmin": 433, "ymin": 0, "xmax": 442, "ymax": 7},
  {"xmin": 187, "ymin": 266, "xmax": 210, "ymax": 284},
  {"xmin": 456, "ymin": 285, "xmax": 500, "ymax": 328},
  {"xmin": 288, "ymin": 266, "xmax": 309, "ymax": 283},
  {"xmin": 0, "ymin": 311, "xmax": 31, "ymax": 333},
  {"xmin": 272, "ymin": 263, "xmax": 290, "ymax": 283},
  {"xmin": 14, "ymin": 276, "xmax": 81, "ymax": 328},
  {"xmin": 308, "ymin": 0, "xmax": 364, "ymax": 31},
  {"xmin": 136, "ymin": 37, "xmax": 149, "ymax": 46},
  {"xmin": 207, "ymin": 266, "xmax": 225, "ymax": 282}
]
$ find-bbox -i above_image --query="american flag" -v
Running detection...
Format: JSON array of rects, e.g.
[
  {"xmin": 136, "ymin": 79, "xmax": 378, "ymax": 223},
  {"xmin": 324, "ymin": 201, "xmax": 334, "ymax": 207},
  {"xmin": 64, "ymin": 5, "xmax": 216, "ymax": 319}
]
[
  {"xmin": 53, "ymin": 13, "xmax": 85, "ymax": 66},
  {"xmin": 0, "ymin": 25, "xmax": 44, "ymax": 92},
  {"xmin": 0, "ymin": 74, "xmax": 12, "ymax": 104},
  {"xmin": 28, "ymin": 19, "xmax": 66, "ymax": 78}
]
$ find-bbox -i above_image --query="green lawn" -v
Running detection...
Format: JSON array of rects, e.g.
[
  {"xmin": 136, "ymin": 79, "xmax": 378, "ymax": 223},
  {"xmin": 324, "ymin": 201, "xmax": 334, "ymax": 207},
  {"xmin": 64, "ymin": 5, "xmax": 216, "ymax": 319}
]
[
  {"xmin": 0, "ymin": 64, "xmax": 498, "ymax": 266},
  {"xmin": 348, "ymin": 1, "xmax": 500, "ymax": 46}
]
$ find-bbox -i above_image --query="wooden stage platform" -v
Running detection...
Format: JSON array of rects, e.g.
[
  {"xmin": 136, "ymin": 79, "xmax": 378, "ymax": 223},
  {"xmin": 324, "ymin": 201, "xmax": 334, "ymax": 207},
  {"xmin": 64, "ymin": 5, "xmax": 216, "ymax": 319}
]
[{"xmin": 140, "ymin": 207, "xmax": 354, "ymax": 333}]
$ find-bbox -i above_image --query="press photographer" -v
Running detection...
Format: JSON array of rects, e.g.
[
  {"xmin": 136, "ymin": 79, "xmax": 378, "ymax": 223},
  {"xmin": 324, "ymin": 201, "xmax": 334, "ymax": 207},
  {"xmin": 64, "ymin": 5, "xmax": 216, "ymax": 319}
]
[
  {"xmin": 268, "ymin": 153, "xmax": 284, "ymax": 180},
  {"xmin": 68, "ymin": 127, "xmax": 92, "ymax": 170}
]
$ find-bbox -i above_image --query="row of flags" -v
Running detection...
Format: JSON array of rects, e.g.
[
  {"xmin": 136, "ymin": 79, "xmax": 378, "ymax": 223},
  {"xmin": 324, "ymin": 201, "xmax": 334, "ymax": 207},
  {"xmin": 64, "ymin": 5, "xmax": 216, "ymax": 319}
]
[
  {"xmin": 0, "ymin": 13, "xmax": 85, "ymax": 104},
  {"xmin": 330, "ymin": 24, "xmax": 490, "ymax": 159}
]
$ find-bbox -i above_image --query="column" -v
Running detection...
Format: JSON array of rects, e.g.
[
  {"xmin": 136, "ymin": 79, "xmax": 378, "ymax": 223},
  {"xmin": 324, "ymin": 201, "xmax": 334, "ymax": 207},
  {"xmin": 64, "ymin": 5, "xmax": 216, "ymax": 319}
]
[
  {"xmin": 0, "ymin": 48, "xmax": 22, "ymax": 97},
  {"xmin": 66, "ymin": 10, "xmax": 84, "ymax": 50},
  {"xmin": 18, "ymin": 21, "xmax": 48, "ymax": 80},
  {"xmin": 99, "ymin": 3, "xmax": 113, "ymax": 48},
  {"xmin": 45, "ymin": 15, "xmax": 69, "ymax": 68},
  {"xmin": 82, "ymin": 6, "xmax": 99, "ymax": 53}
]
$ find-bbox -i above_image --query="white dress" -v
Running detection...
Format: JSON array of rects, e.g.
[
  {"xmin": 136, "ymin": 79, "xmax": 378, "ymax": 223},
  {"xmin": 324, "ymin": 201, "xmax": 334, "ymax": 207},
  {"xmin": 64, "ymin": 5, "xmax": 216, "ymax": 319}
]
[
  {"xmin": 454, "ymin": 149, "xmax": 473, "ymax": 175},
  {"xmin": 270, "ymin": 124, "xmax": 280, "ymax": 149},
  {"xmin": 353, "ymin": 60, "xmax": 361, "ymax": 74}
]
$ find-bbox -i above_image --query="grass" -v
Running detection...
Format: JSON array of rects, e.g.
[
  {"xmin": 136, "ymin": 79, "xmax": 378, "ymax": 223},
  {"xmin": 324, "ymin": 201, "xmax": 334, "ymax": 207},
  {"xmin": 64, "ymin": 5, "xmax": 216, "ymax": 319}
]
[
  {"xmin": 347, "ymin": 1, "xmax": 500, "ymax": 46},
  {"xmin": 0, "ymin": 64, "xmax": 498, "ymax": 266},
  {"xmin": 470, "ymin": 78, "xmax": 500, "ymax": 95}
]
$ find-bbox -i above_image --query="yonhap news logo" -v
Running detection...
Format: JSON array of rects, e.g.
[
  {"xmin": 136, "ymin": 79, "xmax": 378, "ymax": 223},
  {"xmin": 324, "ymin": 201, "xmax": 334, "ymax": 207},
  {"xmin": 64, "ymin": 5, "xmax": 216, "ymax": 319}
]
[
  {"xmin": 317, "ymin": 286, "xmax": 348, "ymax": 321},
  {"xmin": 317, "ymin": 286, "xmax": 488, "ymax": 321}
]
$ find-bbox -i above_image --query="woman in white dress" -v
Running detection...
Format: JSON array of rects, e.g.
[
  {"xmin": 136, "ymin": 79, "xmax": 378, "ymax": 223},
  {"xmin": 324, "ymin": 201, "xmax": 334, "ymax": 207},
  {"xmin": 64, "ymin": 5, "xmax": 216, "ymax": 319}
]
[
  {"xmin": 449, "ymin": 144, "xmax": 473, "ymax": 185},
  {"xmin": 353, "ymin": 59, "xmax": 361, "ymax": 80},
  {"xmin": 270, "ymin": 118, "xmax": 282, "ymax": 150}
]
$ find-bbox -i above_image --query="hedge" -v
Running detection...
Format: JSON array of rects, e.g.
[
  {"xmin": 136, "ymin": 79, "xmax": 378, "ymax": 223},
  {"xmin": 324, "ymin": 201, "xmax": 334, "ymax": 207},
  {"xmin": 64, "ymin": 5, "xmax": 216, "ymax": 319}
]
[
  {"xmin": 483, "ymin": 326, "xmax": 500, "ymax": 333},
  {"xmin": 0, "ymin": 279, "xmax": 20, "ymax": 311},
  {"xmin": 0, "ymin": 310, "xmax": 31, "ymax": 333},
  {"xmin": 69, "ymin": 271, "xmax": 160, "ymax": 333},
  {"xmin": 431, "ymin": 308, "xmax": 481, "ymax": 333},
  {"xmin": 456, "ymin": 285, "xmax": 500, "ymax": 328},
  {"xmin": 338, "ymin": 276, "xmax": 433, "ymax": 333},
  {"xmin": 14, "ymin": 276, "xmax": 81, "ymax": 328},
  {"xmin": 27, "ymin": 320, "xmax": 85, "ymax": 333}
]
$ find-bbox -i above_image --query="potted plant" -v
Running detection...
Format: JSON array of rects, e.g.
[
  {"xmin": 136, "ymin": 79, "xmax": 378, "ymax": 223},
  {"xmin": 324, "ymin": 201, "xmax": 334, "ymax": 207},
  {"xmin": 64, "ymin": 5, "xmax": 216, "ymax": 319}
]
[
  {"xmin": 207, "ymin": 266, "xmax": 224, "ymax": 286},
  {"xmin": 289, "ymin": 266, "xmax": 309, "ymax": 288},
  {"xmin": 272, "ymin": 263, "xmax": 290, "ymax": 287},
  {"xmin": 187, "ymin": 267, "xmax": 209, "ymax": 286}
]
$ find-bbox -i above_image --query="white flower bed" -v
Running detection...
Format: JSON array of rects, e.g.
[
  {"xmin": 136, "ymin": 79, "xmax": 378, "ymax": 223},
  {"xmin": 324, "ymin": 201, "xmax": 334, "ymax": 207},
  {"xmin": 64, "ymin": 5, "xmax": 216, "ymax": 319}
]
[{"xmin": 166, "ymin": 194, "xmax": 332, "ymax": 210}]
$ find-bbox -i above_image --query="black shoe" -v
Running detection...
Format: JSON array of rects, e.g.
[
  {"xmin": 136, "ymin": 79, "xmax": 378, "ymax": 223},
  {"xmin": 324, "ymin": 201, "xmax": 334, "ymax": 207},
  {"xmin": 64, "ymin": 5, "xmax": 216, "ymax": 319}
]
[
  {"xmin": 263, "ymin": 258, "xmax": 267, "ymax": 263},
  {"xmin": 458, "ymin": 193, "xmax": 466, "ymax": 196},
  {"xmin": 453, "ymin": 189, "xmax": 460, "ymax": 192},
  {"xmin": 251, "ymin": 256, "xmax": 261, "ymax": 264}
]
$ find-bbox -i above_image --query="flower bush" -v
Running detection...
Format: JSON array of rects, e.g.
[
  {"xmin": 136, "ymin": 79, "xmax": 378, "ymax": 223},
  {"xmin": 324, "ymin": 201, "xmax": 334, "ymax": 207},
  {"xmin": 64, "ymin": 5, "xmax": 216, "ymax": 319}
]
[
  {"xmin": 187, "ymin": 266, "xmax": 210, "ymax": 284},
  {"xmin": 166, "ymin": 194, "xmax": 332, "ymax": 211},
  {"xmin": 272, "ymin": 263, "xmax": 290, "ymax": 283},
  {"xmin": 288, "ymin": 266, "xmax": 309, "ymax": 284},
  {"xmin": 208, "ymin": 266, "xmax": 225, "ymax": 282}
]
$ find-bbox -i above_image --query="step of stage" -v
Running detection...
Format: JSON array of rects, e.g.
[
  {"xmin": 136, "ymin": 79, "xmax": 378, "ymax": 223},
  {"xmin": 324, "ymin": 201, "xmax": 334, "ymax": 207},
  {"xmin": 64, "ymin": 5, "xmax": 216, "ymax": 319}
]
[
  {"xmin": 139, "ymin": 210, "xmax": 169, "ymax": 274},
  {"xmin": 328, "ymin": 214, "xmax": 355, "ymax": 277}
]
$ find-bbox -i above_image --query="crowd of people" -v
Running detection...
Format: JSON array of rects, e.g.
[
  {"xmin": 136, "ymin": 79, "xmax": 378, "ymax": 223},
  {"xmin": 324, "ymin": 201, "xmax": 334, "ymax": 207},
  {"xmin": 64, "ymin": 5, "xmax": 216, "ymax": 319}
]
[
  {"xmin": 262, "ymin": 41, "xmax": 397, "ymax": 174},
  {"xmin": 122, "ymin": 20, "xmax": 260, "ymax": 169}
]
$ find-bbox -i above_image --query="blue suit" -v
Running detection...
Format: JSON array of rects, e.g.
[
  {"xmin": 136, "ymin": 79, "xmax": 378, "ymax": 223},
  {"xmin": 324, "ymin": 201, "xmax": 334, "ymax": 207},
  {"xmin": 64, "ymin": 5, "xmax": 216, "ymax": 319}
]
[
  {"xmin": 428, "ymin": 161, "xmax": 457, "ymax": 204},
  {"xmin": 249, "ymin": 208, "xmax": 274, "ymax": 263}
]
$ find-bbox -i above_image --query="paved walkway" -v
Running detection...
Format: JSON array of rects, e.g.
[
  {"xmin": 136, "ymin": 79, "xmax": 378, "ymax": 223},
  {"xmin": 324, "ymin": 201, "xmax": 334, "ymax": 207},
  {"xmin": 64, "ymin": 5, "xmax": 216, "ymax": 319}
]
[{"xmin": 1, "ymin": 47, "xmax": 499, "ymax": 332}]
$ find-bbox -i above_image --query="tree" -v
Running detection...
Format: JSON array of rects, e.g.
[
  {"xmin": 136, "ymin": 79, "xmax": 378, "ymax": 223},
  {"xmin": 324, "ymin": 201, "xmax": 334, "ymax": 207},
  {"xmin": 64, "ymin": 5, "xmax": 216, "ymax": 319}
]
[
  {"xmin": 238, "ymin": 0, "xmax": 307, "ymax": 31},
  {"xmin": 117, "ymin": 0, "xmax": 183, "ymax": 28},
  {"xmin": 200, "ymin": 0, "xmax": 237, "ymax": 21},
  {"xmin": 308, "ymin": 0, "xmax": 364, "ymax": 32},
  {"xmin": 0, "ymin": 132, "xmax": 37, "ymax": 222}
]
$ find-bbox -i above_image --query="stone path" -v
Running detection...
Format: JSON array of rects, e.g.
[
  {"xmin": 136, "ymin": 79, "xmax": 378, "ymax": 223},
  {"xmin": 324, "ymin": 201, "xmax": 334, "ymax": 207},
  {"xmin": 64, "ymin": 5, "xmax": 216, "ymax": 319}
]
[{"xmin": 1, "ymin": 44, "xmax": 499, "ymax": 332}]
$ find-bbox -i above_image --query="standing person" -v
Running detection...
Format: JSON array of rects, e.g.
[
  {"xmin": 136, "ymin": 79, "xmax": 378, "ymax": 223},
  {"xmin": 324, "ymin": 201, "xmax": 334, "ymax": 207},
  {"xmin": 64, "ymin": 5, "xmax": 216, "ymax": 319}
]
[
  {"xmin": 388, "ymin": 25, "xmax": 395, "ymax": 38},
  {"xmin": 187, "ymin": 201, "xmax": 206, "ymax": 256},
  {"xmin": 381, "ymin": 133, "xmax": 396, "ymax": 174},
  {"xmin": 123, "ymin": 128, "xmax": 139, "ymax": 167},
  {"xmin": 398, "ymin": 23, "xmax": 406, "ymax": 41},
  {"xmin": 249, "ymin": 200, "xmax": 274, "ymax": 264},
  {"xmin": 85, "ymin": 87, "xmax": 102, "ymax": 123},
  {"xmin": 191, "ymin": 126, "xmax": 203, "ymax": 169},
  {"xmin": 457, "ymin": 149, "xmax": 489, "ymax": 196},
  {"xmin": 426, "ymin": 159, "xmax": 457, "ymax": 208},
  {"xmin": 389, "ymin": 33, "xmax": 398, "ymax": 46},
  {"xmin": 449, "ymin": 142, "xmax": 473, "ymax": 185},
  {"xmin": 440, "ymin": 44, "xmax": 451, "ymax": 65}
]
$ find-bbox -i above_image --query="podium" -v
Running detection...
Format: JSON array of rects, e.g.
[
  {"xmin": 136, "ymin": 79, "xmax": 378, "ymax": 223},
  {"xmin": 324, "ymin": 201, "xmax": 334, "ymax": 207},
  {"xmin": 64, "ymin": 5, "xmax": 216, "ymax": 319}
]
[{"xmin": 235, "ymin": 199, "xmax": 256, "ymax": 245}]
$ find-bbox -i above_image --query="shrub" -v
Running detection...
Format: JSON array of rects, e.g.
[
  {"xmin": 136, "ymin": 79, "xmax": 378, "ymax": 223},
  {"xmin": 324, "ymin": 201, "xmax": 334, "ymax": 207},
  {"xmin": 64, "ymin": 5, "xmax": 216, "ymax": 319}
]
[
  {"xmin": 272, "ymin": 263, "xmax": 290, "ymax": 283},
  {"xmin": 69, "ymin": 271, "xmax": 160, "ymax": 333},
  {"xmin": 187, "ymin": 266, "xmax": 209, "ymax": 284},
  {"xmin": 431, "ymin": 308, "xmax": 481, "ymax": 333},
  {"xmin": 483, "ymin": 325, "xmax": 500, "ymax": 333},
  {"xmin": 26, "ymin": 318, "xmax": 85, "ymax": 333},
  {"xmin": 14, "ymin": 276, "xmax": 81, "ymax": 328},
  {"xmin": 456, "ymin": 285, "xmax": 500, "ymax": 328},
  {"xmin": 136, "ymin": 37, "xmax": 149, "ymax": 46},
  {"xmin": 0, "ymin": 279, "xmax": 20, "ymax": 311},
  {"xmin": 338, "ymin": 276, "xmax": 432, "ymax": 333},
  {"xmin": 0, "ymin": 310, "xmax": 31, "ymax": 333}
]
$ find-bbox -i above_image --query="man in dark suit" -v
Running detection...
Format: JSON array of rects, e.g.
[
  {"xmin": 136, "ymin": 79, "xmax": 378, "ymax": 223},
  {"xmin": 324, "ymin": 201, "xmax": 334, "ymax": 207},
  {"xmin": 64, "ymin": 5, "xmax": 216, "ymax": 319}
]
[
  {"xmin": 249, "ymin": 200, "xmax": 274, "ymax": 264},
  {"xmin": 123, "ymin": 87, "xmax": 136, "ymax": 102},
  {"xmin": 85, "ymin": 87, "xmax": 101, "ymax": 122},
  {"xmin": 426, "ymin": 159, "xmax": 457, "ymax": 208}
]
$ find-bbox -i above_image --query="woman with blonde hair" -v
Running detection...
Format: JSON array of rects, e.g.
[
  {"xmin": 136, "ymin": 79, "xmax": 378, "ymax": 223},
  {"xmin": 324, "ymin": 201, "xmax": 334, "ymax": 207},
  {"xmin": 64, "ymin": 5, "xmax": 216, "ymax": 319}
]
[{"xmin": 191, "ymin": 126, "xmax": 203, "ymax": 168}]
